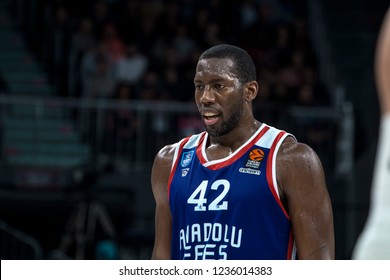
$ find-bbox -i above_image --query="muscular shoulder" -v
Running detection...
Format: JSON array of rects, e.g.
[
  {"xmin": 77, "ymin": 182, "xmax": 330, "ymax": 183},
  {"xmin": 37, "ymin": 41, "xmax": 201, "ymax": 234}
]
[
  {"xmin": 276, "ymin": 136, "xmax": 326, "ymax": 200},
  {"xmin": 152, "ymin": 143, "xmax": 177, "ymax": 180},
  {"xmin": 154, "ymin": 143, "xmax": 177, "ymax": 166},
  {"xmin": 151, "ymin": 143, "xmax": 178, "ymax": 200},
  {"xmin": 277, "ymin": 136, "xmax": 320, "ymax": 165}
]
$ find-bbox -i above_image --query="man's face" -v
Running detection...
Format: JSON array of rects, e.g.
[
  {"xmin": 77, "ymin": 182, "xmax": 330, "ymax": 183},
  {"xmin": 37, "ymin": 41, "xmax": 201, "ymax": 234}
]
[{"xmin": 194, "ymin": 57, "xmax": 244, "ymax": 137}]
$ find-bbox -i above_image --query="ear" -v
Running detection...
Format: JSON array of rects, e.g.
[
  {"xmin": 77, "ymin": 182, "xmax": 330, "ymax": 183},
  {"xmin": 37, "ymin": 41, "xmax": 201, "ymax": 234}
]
[{"xmin": 244, "ymin": 81, "xmax": 259, "ymax": 102}]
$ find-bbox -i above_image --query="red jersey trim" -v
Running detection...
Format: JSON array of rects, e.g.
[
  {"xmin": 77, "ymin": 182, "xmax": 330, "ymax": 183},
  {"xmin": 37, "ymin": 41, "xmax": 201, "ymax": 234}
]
[
  {"xmin": 167, "ymin": 136, "xmax": 191, "ymax": 198},
  {"xmin": 196, "ymin": 125, "xmax": 271, "ymax": 170},
  {"xmin": 265, "ymin": 131, "xmax": 290, "ymax": 218},
  {"xmin": 286, "ymin": 230, "xmax": 295, "ymax": 260}
]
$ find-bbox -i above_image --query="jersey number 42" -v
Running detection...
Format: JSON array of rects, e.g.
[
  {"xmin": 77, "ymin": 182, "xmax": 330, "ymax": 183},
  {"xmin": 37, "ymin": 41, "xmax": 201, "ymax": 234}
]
[{"xmin": 187, "ymin": 179, "xmax": 230, "ymax": 211}]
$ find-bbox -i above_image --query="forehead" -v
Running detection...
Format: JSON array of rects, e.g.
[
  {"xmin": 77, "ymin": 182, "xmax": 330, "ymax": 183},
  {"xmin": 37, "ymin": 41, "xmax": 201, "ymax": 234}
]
[{"xmin": 194, "ymin": 58, "xmax": 236, "ymax": 80}]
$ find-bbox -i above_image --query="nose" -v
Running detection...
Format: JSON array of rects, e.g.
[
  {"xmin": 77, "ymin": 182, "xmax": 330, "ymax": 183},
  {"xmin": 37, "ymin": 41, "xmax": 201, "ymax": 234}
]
[{"xmin": 199, "ymin": 85, "xmax": 215, "ymax": 104}]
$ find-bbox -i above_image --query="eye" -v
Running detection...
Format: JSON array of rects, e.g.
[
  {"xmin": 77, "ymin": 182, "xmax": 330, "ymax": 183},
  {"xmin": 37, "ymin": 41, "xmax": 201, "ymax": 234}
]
[
  {"xmin": 195, "ymin": 84, "xmax": 204, "ymax": 91},
  {"xmin": 214, "ymin": 84, "xmax": 225, "ymax": 90}
]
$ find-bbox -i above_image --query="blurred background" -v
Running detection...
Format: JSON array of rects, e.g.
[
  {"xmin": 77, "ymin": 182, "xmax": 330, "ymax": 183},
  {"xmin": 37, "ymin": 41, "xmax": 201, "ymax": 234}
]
[{"xmin": 0, "ymin": 0, "xmax": 388, "ymax": 260}]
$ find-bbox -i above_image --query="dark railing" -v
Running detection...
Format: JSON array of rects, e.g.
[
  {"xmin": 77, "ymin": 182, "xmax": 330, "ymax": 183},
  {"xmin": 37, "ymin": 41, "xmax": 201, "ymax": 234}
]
[{"xmin": 0, "ymin": 220, "xmax": 43, "ymax": 259}]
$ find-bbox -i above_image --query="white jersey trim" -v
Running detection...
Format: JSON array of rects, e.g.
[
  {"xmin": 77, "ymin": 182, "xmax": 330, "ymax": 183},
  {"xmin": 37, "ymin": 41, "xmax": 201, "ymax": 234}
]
[
  {"xmin": 171, "ymin": 133, "xmax": 204, "ymax": 171},
  {"xmin": 270, "ymin": 132, "xmax": 292, "ymax": 199},
  {"xmin": 201, "ymin": 123, "xmax": 268, "ymax": 167}
]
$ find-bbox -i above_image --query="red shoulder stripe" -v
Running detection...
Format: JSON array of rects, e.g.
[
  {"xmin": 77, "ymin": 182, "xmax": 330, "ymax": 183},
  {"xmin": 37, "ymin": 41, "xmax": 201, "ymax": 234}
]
[
  {"xmin": 265, "ymin": 131, "xmax": 290, "ymax": 218},
  {"xmin": 167, "ymin": 137, "xmax": 191, "ymax": 198}
]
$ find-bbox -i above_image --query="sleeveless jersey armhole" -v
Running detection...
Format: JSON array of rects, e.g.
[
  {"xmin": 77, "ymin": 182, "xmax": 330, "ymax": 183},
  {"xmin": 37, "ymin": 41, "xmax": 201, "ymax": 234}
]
[
  {"xmin": 265, "ymin": 131, "xmax": 297, "ymax": 260},
  {"xmin": 266, "ymin": 131, "xmax": 295, "ymax": 218},
  {"xmin": 167, "ymin": 137, "xmax": 190, "ymax": 197},
  {"xmin": 167, "ymin": 133, "xmax": 205, "ymax": 198}
]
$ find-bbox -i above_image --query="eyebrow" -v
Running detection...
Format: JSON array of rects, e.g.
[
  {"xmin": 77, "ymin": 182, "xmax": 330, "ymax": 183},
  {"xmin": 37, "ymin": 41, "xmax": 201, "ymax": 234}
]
[{"xmin": 194, "ymin": 75, "xmax": 235, "ymax": 84}]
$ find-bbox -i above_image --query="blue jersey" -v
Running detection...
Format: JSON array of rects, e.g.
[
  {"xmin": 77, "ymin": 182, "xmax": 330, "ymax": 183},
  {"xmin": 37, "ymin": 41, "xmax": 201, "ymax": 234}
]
[{"xmin": 168, "ymin": 124, "xmax": 296, "ymax": 260}]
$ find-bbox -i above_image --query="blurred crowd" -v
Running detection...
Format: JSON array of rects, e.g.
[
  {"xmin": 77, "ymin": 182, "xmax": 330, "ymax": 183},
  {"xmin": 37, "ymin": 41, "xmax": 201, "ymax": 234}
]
[
  {"xmin": 20, "ymin": 0, "xmax": 330, "ymax": 109},
  {"xmin": 6, "ymin": 0, "xmax": 334, "ymax": 168}
]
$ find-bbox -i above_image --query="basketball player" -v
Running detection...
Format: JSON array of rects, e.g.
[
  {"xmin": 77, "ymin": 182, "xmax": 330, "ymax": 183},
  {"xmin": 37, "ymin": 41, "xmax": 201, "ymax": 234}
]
[
  {"xmin": 151, "ymin": 44, "xmax": 335, "ymax": 260},
  {"xmin": 353, "ymin": 7, "xmax": 390, "ymax": 259}
]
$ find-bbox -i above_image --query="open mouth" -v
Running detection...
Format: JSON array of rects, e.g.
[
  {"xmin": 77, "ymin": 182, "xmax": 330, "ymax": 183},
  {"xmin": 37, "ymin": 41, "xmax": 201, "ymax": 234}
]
[{"xmin": 203, "ymin": 113, "xmax": 221, "ymax": 125}]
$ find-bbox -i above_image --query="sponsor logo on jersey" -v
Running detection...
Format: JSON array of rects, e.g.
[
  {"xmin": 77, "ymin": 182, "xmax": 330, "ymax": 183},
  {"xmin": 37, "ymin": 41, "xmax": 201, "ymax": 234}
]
[
  {"xmin": 181, "ymin": 151, "xmax": 194, "ymax": 167},
  {"xmin": 182, "ymin": 168, "xmax": 190, "ymax": 177},
  {"xmin": 239, "ymin": 167, "xmax": 261, "ymax": 175},
  {"xmin": 179, "ymin": 223, "xmax": 243, "ymax": 260}
]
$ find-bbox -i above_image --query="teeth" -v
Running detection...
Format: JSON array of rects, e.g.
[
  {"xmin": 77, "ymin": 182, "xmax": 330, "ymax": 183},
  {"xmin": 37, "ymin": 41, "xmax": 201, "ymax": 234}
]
[{"xmin": 204, "ymin": 113, "xmax": 217, "ymax": 117}]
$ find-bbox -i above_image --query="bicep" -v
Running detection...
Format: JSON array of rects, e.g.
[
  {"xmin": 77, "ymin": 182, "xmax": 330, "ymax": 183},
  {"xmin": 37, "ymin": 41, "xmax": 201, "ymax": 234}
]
[
  {"xmin": 150, "ymin": 146, "xmax": 174, "ymax": 259},
  {"xmin": 279, "ymin": 143, "xmax": 334, "ymax": 259},
  {"xmin": 151, "ymin": 201, "xmax": 172, "ymax": 259}
]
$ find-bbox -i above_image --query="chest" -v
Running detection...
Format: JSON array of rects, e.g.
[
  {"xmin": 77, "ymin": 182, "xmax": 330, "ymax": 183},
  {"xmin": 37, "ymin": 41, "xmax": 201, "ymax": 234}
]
[{"xmin": 170, "ymin": 146, "xmax": 274, "ymax": 213}]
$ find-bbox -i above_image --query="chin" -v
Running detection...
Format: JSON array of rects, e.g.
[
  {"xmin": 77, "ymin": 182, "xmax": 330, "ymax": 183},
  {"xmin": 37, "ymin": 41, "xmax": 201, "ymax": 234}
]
[{"xmin": 206, "ymin": 127, "xmax": 229, "ymax": 138}]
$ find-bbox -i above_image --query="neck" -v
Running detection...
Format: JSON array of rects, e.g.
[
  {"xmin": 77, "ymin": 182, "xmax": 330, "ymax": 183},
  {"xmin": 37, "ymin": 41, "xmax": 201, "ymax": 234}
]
[{"xmin": 207, "ymin": 119, "xmax": 261, "ymax": 153}]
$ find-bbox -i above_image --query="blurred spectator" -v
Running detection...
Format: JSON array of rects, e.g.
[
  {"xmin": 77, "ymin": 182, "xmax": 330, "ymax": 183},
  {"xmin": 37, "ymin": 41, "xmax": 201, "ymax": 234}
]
[
  {"xmin": 202, "ymin": 21, "xmax": 224, "ymax": 48},
  {"xmin": 296, "ymin": 83, "xmax": 318, "ymax": 107},
  {"xmin": 100, "ymin": 22, "xmax": 126, "ymax": 64},
  {"xmin": 257, "ymin": 0, "xmax": 294, "ymax": 24},
  {"xmin": 177, "ymin": 114, "xmax": 204, "ymax": 139},
  {"xmin": 83, "ymin": 53, "xmax": 116, "ymax": 99},
  {"xmin": 136, "ymin": 71, "xmax": 162, "ymax": 101},
  {"xmin": 79, "ymin": 43, "xmax": 116, "ymax": 142},
  {"xmin": 161, "ymin": 68, "xmax": 181, "ymax": 101},
  {"xmin": 91, "ymin": 1, "xmax": 114, "ymax": 39},
  {"xmin": 104, "ymin": 82, "xmax": 138, "ymax": 158},
  {"xmin": 172, "ymin": 24, "xmax": 196, "ymax": 64},
  {"xmin": 239, "ymin": 0, "xmax": 259, "ymax": 30},
  {"xmin": 115, "ymin": 43, "xmax": 149, "ymax": 86},
  {"xmin": 68, "ymin": 17, "xmax": 97, "ymax": 97},
  {"xmin": 44, "ymin": 5, "xmax": 72, "ymax": 97},
  {"xmin": 271, "ymin": 23, "xmax": 293, "ymax": 67},
  {"xmin": 291, "ymin": 17, "xmax": 311, "ymax": 51},
  {"xmin": 134, "ymin": 17, "xmax": 159, "ymax": 57},
  {"xmin": 80, "ymin": 42, "xmax": 115, "ymax": 99}
]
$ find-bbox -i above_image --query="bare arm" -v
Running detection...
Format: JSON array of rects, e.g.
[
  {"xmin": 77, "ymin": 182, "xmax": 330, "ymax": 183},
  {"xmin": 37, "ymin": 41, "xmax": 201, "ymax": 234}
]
[
  {"xmin": 277, "ymin": 137, "xmax": 335, "ymax": 259},
  {"xmin": 376, "ymin": 7, "xmax": 390, "ymax": 114},
  {"xmin": 150, "ymin": 144, "xmax": 176, "ymax": 259}
]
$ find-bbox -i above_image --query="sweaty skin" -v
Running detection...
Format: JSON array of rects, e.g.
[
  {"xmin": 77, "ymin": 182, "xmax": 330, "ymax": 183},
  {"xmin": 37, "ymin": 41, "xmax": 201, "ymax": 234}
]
[{"xmin": 151, "ymin": 57, "xmax": 334, "ymax": 260}]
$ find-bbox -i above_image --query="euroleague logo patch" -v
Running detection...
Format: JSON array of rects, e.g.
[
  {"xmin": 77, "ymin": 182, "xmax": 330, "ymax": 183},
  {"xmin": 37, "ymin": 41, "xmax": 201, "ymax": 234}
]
[
  {"xmin": 245, "ymin": 148, "xmax": 264, "ymax": 169},
  {"xmin": 249, "ymin": 148, "xmax": 265, "ymax": 161},
  {"xmin": 181, "ymin": 151, "xmax": 194, "ymax": 167}
]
